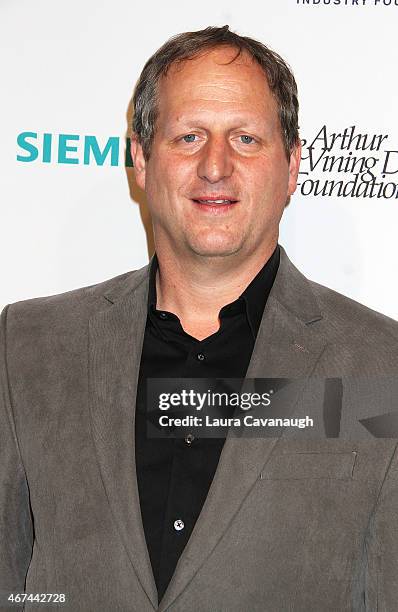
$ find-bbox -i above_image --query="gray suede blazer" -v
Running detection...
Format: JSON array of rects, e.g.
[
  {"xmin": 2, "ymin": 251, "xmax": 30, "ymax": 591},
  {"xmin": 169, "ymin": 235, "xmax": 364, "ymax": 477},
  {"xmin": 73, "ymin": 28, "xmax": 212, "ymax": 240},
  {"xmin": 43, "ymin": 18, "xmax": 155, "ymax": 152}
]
[{"xmin": 1, "ymin": 246, "xmax": 398, "ymax": 612}]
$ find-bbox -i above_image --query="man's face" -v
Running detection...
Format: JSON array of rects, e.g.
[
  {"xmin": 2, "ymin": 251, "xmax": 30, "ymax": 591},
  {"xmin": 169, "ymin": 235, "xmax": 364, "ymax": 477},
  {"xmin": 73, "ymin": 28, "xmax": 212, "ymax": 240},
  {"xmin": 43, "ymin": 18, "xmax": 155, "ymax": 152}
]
[{"xmin": 131, "ymin": 46, "xmax": 301, "ymax": 260}]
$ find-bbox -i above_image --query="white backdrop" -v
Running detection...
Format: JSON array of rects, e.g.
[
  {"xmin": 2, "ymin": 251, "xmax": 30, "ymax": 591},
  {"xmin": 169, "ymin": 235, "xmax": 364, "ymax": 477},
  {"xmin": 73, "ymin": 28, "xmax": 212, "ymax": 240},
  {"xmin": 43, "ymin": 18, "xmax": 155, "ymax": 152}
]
[{"xmin": 1, "ymin": 0, "xmax": 398, "ymax": 318}]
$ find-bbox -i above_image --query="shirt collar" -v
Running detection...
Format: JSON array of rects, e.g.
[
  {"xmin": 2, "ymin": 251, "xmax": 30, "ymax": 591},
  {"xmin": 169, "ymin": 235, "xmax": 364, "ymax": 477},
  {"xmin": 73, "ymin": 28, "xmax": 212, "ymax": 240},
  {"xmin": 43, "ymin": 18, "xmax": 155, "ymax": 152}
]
[
  {"xmin": 148, "ymin": 252, "xmax": 159, "ymax": 311},
  {"xmin": 147, "ymin": 246, "xmax": 280, "ymax": 340},
  {"xmin": 240, "ymin": 245, "xmax": 280, "ymax": 339}
]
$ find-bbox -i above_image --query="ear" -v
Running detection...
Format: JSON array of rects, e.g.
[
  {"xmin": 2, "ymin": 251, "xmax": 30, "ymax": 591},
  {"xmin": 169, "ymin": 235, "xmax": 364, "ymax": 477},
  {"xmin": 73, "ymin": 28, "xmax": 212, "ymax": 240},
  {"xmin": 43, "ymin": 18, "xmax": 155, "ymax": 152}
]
[
  {"xmin": 130, "ymin": 134, "xmax": 146, "ymax": 190},
  {"xmin": 287, "ymin": 141, "xmax": 302, "ymax": 197}
]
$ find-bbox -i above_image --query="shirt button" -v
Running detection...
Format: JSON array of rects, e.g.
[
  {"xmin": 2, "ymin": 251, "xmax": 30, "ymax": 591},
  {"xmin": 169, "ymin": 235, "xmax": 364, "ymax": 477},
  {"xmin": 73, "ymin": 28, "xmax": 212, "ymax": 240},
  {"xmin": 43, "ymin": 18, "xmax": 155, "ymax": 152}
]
[
  {"xmin": 197, "ymin": 353, "xmax": 205, "ymax": 361},
  {"xmin": 185, "ymin": 433, "xmax": 195, "ymax": 445},
  {"xmin": 158, "ymin": 312, "xmax": 168, "ymax": 319},
  {"xmin": 174, "ymin": 519, "xmax": 185, "ymax": 531}
]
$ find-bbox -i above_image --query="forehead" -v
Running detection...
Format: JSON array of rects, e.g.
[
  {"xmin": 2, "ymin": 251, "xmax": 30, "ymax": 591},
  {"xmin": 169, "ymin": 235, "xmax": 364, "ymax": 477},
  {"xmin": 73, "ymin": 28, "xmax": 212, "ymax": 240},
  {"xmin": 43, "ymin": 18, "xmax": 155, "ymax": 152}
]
[{"xmin": 156, "ymin": 46, "xmax": 276, "ymax": 121}]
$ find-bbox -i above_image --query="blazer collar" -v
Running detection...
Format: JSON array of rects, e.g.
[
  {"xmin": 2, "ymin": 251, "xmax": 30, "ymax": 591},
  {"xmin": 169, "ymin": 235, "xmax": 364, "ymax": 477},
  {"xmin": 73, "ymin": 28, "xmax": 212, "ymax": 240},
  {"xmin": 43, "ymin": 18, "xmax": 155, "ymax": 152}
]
[{"xmin": 89, "ymin": 268, "xmax": 157, "ymax": 608}]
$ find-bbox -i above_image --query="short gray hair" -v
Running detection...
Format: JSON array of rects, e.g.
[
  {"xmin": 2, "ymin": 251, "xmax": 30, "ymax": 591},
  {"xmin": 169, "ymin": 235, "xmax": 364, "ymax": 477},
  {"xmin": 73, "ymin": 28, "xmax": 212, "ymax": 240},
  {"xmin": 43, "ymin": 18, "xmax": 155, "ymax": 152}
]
[{"xmin": 132, "ymin": 25, "xmax": 299, "ymax": 160}]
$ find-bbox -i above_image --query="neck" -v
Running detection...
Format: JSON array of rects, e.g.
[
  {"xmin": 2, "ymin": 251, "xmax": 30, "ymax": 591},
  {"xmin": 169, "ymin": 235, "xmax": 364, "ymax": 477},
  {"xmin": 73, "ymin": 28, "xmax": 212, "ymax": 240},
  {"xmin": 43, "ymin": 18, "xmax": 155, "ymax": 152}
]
[{"xmin": 154, "ymin": 242, "xmax": 277, "ymax": 340}]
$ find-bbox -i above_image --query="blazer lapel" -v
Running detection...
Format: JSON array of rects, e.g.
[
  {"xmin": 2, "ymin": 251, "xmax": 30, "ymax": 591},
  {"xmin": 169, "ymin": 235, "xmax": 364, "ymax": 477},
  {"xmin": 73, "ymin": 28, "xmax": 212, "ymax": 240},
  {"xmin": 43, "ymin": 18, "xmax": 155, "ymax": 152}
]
[
  {"xmin": 158, "ymin": 246, "xmax": 328, "ymax": 611},
  {"xmin": 88, "ymin": 265, "xmax": 158, "ymax": 609}
]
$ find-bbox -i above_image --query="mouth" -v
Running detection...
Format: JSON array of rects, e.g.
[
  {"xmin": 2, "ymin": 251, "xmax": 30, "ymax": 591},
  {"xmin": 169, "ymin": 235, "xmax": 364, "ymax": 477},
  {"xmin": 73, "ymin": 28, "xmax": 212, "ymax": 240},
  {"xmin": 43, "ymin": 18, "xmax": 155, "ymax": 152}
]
[{"xmin": 191, "ymin": 196, "xmax": 239, "ymax": 212}]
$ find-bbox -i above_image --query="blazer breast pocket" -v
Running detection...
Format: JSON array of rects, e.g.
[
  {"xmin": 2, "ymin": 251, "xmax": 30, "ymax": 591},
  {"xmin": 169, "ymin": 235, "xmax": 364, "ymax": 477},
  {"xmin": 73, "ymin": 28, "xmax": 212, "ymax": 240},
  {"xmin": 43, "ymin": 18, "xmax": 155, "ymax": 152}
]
[{"xmin": 260, "ymin": 451, "xmax": 357, "ymax": 480}]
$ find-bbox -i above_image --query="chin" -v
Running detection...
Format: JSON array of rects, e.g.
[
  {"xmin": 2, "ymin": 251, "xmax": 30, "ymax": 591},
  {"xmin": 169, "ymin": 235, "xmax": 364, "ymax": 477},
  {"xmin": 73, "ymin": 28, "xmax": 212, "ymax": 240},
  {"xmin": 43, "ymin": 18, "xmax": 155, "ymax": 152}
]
[
  {"xmin": 187, "ymin": 240, "xmax": 243, "ymax": 258},
  {"xmin": 182, "ymin": 227, "xmax": 245, "ymax": 258}
]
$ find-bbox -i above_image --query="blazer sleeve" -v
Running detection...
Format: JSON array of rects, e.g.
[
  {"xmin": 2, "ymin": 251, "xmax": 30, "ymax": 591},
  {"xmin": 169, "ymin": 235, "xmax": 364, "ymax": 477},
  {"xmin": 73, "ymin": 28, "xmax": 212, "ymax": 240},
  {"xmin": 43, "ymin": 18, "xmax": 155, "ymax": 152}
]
[
  {"xmin": 364, "ymin": 442, "xmax": 398, "ymax": 611},
  {"xmin": 0, "ymin": 304, "xmax": 33, "ymax": 603}
]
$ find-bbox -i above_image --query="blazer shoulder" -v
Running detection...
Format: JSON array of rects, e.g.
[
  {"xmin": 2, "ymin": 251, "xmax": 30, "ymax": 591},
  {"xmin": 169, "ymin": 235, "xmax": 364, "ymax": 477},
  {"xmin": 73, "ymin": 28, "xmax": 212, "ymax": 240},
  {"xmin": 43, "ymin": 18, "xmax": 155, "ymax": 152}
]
[
  {"xmin": 2, "ymin": 265, "xmax": 150, "ymax": 333},
  {"xmin": 308, "ymin": 279, "xmax": 398, "ymax": 344}
]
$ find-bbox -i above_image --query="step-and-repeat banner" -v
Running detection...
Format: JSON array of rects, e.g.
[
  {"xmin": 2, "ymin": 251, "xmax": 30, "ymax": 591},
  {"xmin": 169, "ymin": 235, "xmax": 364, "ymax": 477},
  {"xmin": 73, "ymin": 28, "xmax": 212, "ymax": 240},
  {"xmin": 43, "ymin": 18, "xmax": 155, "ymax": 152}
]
[{"xmin": 2, "ymin": 0, "xmax": 397, "ymax": 318}]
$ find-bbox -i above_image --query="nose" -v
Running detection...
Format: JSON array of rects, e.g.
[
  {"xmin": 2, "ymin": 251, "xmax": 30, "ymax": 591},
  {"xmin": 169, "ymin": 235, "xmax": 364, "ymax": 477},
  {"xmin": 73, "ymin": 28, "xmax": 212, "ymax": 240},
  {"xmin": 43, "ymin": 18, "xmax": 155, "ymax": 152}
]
[{"xmin": 196, "ymin": 136, "xmax": 234, "ymax": 183}]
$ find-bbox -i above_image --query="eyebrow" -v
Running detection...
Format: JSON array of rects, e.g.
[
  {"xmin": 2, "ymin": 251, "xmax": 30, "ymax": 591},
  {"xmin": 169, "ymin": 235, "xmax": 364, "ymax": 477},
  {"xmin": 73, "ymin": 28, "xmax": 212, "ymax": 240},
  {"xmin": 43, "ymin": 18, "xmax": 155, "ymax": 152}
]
[{"xmin": 164, "ymin": 113, "xmax": 271, "ymax": 133}]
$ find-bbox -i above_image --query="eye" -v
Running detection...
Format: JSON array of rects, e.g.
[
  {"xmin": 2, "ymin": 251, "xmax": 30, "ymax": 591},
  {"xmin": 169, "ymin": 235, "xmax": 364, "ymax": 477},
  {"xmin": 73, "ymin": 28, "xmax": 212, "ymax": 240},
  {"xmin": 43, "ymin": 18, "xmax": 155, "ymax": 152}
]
[
  {"xmin": 182, "ymin": 134, "xmax": 197, "ymax": 143},
  {"xmin": 240, "ymin": 135, "xmax": 255, "ymax": 144}
]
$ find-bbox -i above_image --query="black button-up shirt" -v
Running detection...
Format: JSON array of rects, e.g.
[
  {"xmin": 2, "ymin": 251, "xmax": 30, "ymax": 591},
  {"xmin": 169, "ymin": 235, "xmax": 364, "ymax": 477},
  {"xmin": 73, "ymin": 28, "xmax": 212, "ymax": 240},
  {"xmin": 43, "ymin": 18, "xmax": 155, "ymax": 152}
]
[{"xmin": 135, "ymin": 246, "xmax": 280, "ymax": 602}]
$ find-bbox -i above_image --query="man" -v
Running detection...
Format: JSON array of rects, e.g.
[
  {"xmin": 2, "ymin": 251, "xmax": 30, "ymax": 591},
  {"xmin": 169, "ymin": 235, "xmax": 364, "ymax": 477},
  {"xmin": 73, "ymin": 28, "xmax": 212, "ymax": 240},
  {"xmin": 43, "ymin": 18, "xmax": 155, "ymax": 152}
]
[{"xmin": 1, "ymin": 25, "xmax": 398, "ymax": 612}]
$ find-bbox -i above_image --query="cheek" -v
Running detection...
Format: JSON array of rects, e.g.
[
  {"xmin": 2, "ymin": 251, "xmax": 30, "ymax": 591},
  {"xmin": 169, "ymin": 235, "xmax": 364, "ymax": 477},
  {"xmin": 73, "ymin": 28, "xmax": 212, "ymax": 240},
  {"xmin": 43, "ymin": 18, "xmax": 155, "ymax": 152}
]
[
  {"xmin": 145, "ymin": 162, "xmax": 189, "ymax": 219},
  {"xmin": 264, "ymin": 158, "xmax": 290, "ymax": 192},
  {"xmin": 149, "ymin": 155, "xmax": 191, "ymax": 194},
  {"xmin": 144, "ymin": 160, "xmax": 169, "ymax": 202},
  {"xmin": 247, "ymin": 163, "xmax": 284, "ymax": 194},
  {"xmin": 245, "ymin": 162, "xmax": 290, "ymax": 214}
]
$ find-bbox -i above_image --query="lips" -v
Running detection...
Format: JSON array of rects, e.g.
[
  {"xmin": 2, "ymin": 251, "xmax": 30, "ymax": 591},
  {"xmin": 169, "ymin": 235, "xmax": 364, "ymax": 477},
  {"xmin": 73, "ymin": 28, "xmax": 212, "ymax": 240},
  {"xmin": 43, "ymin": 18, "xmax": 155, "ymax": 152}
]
[{"xmin": 192, "ymin": 196, "xmax": 238, "ymax": 205}]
